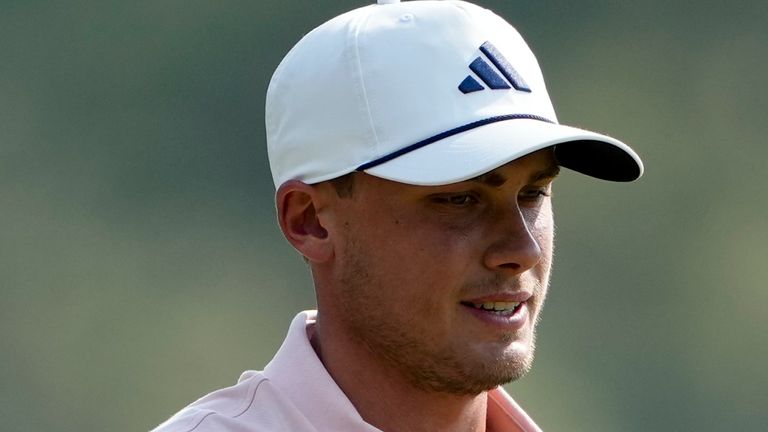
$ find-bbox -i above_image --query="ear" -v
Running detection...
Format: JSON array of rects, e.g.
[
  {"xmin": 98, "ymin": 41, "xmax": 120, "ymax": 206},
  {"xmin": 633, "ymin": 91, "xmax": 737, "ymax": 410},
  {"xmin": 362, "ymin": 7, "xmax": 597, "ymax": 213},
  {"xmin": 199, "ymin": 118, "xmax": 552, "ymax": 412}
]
[{"xmin": 276, "ymin": 180, "xmax": 334, "ymax": 263}]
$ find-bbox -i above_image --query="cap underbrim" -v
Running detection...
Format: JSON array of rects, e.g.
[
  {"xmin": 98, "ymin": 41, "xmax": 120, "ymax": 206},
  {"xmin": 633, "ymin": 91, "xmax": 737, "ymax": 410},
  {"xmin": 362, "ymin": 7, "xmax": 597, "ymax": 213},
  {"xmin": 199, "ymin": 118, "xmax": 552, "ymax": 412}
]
[{"xmin": 363, "ymin": 118, "xmax": 643, "ymax": 186}]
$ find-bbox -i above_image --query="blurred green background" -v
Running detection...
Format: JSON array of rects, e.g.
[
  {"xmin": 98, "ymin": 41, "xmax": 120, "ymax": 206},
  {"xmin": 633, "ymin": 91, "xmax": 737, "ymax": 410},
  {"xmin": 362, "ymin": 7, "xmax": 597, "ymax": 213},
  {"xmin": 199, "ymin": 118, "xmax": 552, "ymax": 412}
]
[{"xmin": 2, "ymin": 1, "xmax": 766, "ymax": 430}]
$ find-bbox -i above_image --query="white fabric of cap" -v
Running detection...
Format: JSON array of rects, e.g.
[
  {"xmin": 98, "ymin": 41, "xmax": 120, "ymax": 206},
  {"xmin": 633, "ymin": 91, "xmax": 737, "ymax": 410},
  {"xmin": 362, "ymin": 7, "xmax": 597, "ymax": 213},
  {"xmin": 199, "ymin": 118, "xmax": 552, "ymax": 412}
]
[
  {"xmin": 265, "ymin": 0, "xmax": 643, "ymax": 187},
  {"xmin": 365, "ymin": 119, "xmax": 637, "ymax": 185}
]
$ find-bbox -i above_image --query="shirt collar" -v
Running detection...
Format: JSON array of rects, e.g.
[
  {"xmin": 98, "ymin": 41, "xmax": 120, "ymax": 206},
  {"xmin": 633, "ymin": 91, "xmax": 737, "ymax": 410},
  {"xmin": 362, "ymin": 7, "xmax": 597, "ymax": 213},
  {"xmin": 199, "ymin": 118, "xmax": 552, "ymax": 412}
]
[{"xmin": 263, "ymin": 311, "xmax": 380, "ymax": 431}]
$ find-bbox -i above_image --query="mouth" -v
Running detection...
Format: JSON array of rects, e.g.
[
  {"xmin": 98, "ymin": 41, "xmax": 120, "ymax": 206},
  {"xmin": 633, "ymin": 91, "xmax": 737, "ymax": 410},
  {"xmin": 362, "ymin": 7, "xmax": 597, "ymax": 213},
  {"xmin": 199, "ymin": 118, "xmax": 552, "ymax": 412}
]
[
  {"xmin": 460, "ymin": 301, "xmax": 523, "ymax": 316},
  {"xmin": 459, "ymin": 293, "xmax": 532, "ymax": 329}
]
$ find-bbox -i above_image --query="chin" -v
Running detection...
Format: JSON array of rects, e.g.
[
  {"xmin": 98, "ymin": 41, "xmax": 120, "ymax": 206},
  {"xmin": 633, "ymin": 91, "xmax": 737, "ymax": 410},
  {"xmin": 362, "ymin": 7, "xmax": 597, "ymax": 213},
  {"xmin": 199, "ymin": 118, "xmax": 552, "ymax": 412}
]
[
  {"xmin": 472, "ymin": 338, "xmax": 537, "ymax": 387},
  {"xmin": 441, "ymin": 359, "xmax": 534, "ymax": 396},
  {"xmin": 489, "ymin": 346, "xmax": 536, "ymax": 383},
  {"xmin": 419, "ymin": 342, "xmax": 536, "ymax": 396}
]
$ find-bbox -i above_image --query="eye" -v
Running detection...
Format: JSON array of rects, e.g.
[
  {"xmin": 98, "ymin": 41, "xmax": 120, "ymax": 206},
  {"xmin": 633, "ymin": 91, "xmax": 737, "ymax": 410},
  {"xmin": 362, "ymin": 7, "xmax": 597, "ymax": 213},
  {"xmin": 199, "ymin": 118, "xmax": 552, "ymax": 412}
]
[
  {"xmin": 519, "ymin": 187, "xmax": 551, "ymax": 202},
  {"xmin": 449, "ymin": 194, "xmax": 477, "ymax": 206},
  {"xmin": 433, "ymin": 193, "xmax": 479, "ymax": 207}
]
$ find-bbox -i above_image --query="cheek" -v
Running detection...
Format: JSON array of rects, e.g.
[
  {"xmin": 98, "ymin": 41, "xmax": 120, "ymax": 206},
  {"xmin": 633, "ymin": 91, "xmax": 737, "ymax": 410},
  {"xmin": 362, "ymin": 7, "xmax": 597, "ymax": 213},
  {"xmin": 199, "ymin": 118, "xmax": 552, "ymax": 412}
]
[
  {"xmin": 534, "ymin": 216, "xmax": 554, "ymax": 250},
  {"xmin": 353, "ymin": 215, "xmax": 473, "ymax": 297},
  {"xmin": 527, "ymin": 204, "xmax": 555, "ymax": 262}
]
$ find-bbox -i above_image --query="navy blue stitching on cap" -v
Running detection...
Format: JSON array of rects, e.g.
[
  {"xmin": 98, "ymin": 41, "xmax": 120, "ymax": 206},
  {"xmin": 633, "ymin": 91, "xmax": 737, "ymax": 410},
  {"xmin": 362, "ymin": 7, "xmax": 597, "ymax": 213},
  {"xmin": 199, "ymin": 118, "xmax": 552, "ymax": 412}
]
[
  {"xmin": 458, "ymin": 76, "xmax": 484, "ymax": 94},
  {"xmin": 356, "ymin": 114, "xmax": 555, "ymax": 171},
  {"xmin": 480, "ymin": 42, "xmax": 531, "ymax": 93},
  {"xmin": 469, "ymin": 57, "xmax": 510, "ymax": 90}
]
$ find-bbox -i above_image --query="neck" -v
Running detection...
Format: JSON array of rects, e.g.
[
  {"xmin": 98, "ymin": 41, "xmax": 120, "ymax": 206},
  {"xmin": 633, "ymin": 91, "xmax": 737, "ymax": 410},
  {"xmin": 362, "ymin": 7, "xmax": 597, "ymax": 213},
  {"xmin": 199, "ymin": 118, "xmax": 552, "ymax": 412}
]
[{"xmin": 311, "ymin": 315, "xmax": 490, "ymax": 432}]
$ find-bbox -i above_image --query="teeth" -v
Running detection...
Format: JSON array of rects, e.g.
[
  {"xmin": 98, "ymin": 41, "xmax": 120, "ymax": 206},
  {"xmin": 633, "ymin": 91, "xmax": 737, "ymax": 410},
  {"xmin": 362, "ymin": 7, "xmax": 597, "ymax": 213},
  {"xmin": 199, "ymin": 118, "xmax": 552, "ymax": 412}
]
[{"xmin": 474, "ymin": 301, "xmax": 520, "ymax": 312}]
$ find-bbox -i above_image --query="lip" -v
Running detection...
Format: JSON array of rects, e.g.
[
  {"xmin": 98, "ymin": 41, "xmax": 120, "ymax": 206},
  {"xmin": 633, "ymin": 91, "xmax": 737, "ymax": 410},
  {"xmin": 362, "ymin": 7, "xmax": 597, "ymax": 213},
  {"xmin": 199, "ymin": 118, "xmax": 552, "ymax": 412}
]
[
  {"xmin": 462, "ymin": 291, "xmax": 533, "ymax": 304},
  {"xmin": 460, "ymin": 292, "xmax": 533, "ymax": 331}
]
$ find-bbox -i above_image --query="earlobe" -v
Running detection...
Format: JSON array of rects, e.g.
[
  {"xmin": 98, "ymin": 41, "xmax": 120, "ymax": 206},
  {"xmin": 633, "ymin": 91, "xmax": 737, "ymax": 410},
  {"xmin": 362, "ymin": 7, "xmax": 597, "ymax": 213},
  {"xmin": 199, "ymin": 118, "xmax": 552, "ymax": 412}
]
[{"xmin": 276, "ymin": 180, "xmax": 333, "ymax": 263}]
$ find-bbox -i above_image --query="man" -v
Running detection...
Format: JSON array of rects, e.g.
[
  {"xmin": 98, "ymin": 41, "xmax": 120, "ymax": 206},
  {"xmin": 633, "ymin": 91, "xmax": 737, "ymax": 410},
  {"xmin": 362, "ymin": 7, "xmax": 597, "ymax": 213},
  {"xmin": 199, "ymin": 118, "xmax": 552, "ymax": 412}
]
[{"xmin": 154, "ymin": 1, "xmax": 643, "ymax": 431}]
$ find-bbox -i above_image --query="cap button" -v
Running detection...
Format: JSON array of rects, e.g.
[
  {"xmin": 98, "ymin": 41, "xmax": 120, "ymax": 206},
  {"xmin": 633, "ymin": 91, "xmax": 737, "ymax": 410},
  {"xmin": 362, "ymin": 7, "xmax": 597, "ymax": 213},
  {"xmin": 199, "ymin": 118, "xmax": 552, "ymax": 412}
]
[{"xmin": 377, "ymin": 0, "xmax": 401, "ymax": 4}]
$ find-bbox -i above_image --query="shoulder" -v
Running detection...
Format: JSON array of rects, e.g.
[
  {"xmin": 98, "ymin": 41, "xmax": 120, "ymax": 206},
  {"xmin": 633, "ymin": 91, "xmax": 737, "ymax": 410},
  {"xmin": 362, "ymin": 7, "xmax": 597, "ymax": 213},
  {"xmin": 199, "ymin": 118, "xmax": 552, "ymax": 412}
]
[{"xmin": 151, "ymin": 371, "xmax": 316, "ymax": 432}]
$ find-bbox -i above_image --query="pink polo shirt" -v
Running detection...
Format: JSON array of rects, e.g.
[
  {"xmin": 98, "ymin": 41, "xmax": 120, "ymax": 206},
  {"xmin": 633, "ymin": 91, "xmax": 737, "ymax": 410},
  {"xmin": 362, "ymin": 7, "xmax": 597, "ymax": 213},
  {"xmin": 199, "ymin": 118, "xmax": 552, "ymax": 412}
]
[{"xmin": 153, "ymin": 311, "xmax": 542, "ymax": 432}]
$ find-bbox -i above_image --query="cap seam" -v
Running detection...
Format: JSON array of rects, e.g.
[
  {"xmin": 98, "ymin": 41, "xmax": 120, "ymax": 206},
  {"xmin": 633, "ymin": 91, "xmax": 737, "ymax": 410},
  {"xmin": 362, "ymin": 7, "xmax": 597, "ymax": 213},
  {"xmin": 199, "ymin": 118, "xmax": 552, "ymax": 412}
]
[{"xmin": 357, "ymin": 113, "xmax": 555, "ymax": 171}]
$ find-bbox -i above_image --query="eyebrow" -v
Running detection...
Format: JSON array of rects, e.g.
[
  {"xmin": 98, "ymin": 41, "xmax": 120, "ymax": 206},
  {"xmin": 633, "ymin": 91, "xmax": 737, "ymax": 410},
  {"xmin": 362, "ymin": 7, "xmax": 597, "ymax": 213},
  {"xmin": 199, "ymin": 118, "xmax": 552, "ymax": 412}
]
[
  {"xmin": 531, "ymin": 165, "xmax": 561, "ymax": 182},
  {"xmin": 468, "ymin": 164, "xmax": 560, "ymax": 187}
]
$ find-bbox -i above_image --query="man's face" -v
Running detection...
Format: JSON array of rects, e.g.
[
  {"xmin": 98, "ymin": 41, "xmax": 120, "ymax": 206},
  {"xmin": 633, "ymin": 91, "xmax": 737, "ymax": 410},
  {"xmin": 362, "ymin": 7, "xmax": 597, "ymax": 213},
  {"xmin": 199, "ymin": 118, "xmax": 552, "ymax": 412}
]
[{"xmin": 325, "ymin": 149, "xmax": 557, "ymax": 395}]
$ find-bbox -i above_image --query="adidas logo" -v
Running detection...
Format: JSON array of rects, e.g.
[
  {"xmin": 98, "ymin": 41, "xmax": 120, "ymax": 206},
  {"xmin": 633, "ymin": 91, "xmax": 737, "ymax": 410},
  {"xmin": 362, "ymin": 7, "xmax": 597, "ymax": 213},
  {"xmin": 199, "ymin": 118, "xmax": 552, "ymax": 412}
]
[{"xmin": 458, "ymin": 41, "xmax": 531, "ymax": 94}]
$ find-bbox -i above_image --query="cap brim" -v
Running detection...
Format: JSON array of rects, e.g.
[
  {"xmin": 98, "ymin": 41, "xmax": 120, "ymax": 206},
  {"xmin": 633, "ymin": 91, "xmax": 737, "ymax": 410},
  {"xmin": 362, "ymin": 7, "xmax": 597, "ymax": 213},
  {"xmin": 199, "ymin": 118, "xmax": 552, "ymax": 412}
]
[{"xmin": 363, "ymin": 118, "xmax": 643, "ymax": 185}]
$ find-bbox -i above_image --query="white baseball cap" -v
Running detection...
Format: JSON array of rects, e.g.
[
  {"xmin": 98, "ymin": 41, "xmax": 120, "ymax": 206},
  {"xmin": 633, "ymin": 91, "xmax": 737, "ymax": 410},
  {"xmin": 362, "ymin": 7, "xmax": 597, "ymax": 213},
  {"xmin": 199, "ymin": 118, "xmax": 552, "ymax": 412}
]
[{"xmin": 266, "ymin": 0, "xmax": 643, "ymax": 187}]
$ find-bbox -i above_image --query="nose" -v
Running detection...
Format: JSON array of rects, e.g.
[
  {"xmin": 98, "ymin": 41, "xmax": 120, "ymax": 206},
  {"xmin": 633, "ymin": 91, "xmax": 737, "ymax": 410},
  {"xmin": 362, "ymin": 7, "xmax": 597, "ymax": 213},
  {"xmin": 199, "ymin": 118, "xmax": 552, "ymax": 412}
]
[{"xmin": 482, "ymin": 206, "xmax": 543, "ymax": 274}]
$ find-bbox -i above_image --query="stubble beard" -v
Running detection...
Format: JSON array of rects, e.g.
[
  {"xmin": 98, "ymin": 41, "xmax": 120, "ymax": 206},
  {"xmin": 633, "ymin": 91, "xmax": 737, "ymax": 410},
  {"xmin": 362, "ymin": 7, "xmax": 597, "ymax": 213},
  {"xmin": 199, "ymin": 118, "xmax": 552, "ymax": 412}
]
[{"xmin": 336, "ymin": 238, "xmax": 546, "ymax": 396}]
